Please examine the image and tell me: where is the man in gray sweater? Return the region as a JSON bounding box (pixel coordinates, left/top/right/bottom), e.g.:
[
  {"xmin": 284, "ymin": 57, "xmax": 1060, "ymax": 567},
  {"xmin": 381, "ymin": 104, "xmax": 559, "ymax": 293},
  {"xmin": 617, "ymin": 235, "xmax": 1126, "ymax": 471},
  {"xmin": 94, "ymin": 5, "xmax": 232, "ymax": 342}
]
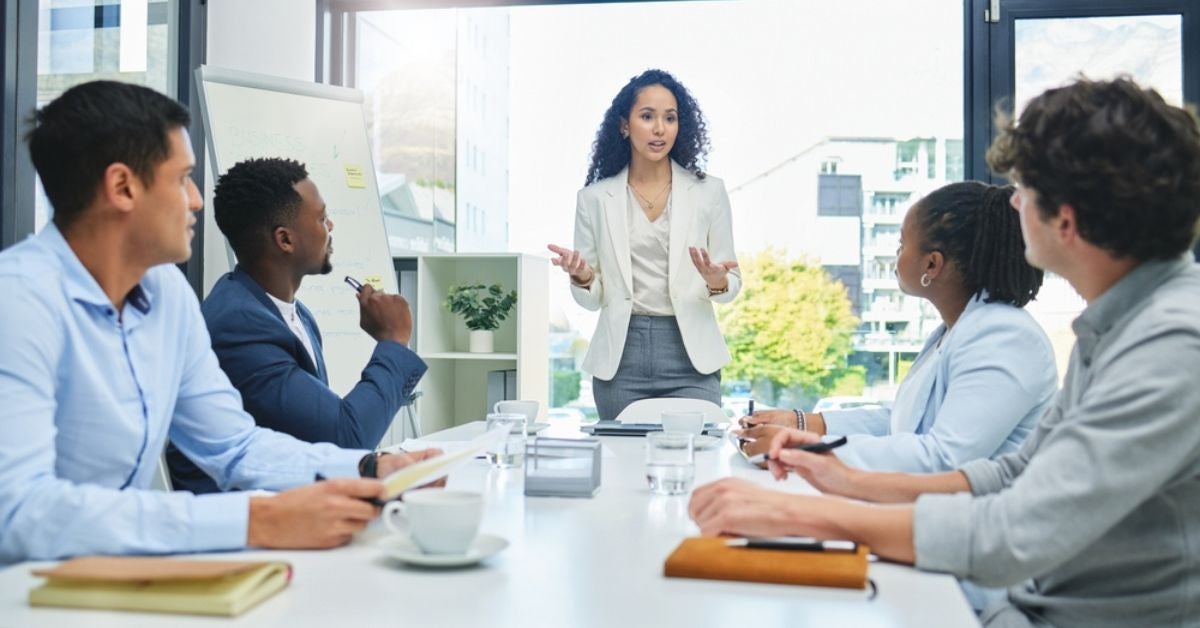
[{"xmin": 688, "ymin": 77, "xmax": 1200, "ymax": 628}]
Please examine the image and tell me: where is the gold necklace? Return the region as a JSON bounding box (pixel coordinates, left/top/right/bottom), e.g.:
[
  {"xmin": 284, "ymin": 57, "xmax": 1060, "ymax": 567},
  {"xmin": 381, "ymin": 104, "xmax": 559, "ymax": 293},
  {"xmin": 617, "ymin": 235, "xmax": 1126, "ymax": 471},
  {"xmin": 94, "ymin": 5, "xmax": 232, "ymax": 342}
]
[{"xmin": 631, "ymin": 178, "xmax": 672, "ymax": 212}]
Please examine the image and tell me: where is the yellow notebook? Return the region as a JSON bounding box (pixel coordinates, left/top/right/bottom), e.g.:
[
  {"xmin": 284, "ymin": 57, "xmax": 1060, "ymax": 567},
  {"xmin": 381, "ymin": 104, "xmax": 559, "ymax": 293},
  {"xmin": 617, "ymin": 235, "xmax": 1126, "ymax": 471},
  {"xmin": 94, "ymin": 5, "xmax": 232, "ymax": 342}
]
[{"xmin": 29, "ymin": 556, "xmax": 292, "ymax": 617}]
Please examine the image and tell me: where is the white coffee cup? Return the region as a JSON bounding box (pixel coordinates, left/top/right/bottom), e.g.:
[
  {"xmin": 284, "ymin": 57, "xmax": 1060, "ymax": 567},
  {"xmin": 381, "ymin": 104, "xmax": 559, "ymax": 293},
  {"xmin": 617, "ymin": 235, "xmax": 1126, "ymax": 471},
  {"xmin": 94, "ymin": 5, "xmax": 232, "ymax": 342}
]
[
  {"xmin": 661, "ymin": 411, "xmax": 705, "ymax": 435},
  {"xmin": 383, "ymin": 489, "xmax": 483, "ymax": 555},
  {"xmin": 494, "ymin": 399, "xmax": 539, "ymax": 422}
]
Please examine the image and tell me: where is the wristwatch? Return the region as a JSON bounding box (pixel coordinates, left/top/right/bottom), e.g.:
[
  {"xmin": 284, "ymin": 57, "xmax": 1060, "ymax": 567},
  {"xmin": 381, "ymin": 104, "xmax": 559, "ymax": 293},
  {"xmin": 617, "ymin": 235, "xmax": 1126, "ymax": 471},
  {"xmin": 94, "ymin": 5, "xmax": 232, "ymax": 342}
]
[
  {"xmin": 358, "ymin": 451, "xmax": 385, "ymax": 478},
  {"xmin": 706, "ymin": 283, "xmax": 729, "ymax": 296}
]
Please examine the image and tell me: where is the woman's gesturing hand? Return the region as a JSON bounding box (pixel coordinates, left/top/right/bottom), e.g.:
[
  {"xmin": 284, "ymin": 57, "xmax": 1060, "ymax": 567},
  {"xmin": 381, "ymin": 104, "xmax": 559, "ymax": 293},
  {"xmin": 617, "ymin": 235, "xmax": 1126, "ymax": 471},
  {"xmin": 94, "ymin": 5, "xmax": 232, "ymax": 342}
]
[
  {"xmin": 547, "ymin": 244, "xmax": 594, "ymax": 286},
  {"xmin": 688, "ymin": 246, "xmax": 737, "ymax": 290}
]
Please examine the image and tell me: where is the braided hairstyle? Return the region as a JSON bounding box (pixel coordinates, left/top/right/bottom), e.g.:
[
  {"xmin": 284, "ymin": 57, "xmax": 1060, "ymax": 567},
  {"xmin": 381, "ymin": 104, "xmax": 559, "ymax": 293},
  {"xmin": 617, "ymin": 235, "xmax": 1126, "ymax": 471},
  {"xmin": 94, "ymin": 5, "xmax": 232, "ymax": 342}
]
[
  {"xmin": 916, "ymin": 181, "xmax": 1043, "ymax": 307},
  {"xmin": 585, "ymin": 69, "xmax": 709, "ymax": 186}
]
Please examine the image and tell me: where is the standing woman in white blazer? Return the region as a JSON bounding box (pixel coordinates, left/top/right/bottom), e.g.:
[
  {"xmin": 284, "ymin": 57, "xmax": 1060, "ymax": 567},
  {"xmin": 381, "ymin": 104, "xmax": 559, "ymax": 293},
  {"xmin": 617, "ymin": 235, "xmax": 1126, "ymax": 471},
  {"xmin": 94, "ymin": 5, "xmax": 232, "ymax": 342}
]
[{"xmin": 547, "ymin": 69, "xmax": 740, "ymax": 421}]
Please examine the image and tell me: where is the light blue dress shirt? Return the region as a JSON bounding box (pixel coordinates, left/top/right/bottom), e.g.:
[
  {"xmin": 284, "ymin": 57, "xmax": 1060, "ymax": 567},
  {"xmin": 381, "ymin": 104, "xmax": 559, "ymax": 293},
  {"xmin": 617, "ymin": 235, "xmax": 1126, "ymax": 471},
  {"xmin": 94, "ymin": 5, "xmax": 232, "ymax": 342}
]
[
  {"xmin": 0, "ymin": 225, "xmax": 364, "ymax": 563},
  {"xmin": 823, "ymin": 296, "xmax": 1058, "ymax": 473}
]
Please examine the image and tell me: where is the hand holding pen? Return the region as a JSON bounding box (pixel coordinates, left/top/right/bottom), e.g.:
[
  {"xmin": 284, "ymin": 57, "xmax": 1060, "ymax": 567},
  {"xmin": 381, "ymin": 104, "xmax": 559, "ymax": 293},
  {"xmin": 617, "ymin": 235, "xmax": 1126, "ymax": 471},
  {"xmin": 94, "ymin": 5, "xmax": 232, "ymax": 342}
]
[
  {"xmin": 759, "ymin": 429, "xmax": 864, "ymax": 498},
  {"xmin": 346, "ymin": 275, "xmax": 413, "ymax": 346}
]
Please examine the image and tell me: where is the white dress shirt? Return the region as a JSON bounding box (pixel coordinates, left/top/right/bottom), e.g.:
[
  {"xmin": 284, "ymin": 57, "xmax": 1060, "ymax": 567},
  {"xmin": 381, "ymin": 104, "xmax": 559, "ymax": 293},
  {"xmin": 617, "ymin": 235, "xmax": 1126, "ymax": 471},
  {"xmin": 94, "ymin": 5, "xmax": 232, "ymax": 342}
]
[{"xmin": 266, "ymin": 291, "xmax": 319, "ymax": 368}]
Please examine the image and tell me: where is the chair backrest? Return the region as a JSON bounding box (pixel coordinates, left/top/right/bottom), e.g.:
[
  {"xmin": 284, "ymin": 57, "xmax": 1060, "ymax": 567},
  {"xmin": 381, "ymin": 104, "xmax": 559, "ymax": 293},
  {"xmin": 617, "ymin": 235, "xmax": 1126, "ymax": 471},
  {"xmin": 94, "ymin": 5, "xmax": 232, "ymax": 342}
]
[
  {"xmin": 150, "ymin": 452, "xmax": 173, "ymax": 491},
  {"xmin": 613, "ymin": 398, "xmax": 727, "ymax": 424}
]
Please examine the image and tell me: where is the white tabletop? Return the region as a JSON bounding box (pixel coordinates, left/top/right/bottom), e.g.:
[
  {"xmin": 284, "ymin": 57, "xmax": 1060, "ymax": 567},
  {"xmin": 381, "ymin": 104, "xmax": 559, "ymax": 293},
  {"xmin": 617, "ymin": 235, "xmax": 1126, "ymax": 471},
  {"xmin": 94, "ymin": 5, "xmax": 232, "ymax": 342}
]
[{"xmin": 0, "ymin": 422, "xmax": 978, "ymax": 627}]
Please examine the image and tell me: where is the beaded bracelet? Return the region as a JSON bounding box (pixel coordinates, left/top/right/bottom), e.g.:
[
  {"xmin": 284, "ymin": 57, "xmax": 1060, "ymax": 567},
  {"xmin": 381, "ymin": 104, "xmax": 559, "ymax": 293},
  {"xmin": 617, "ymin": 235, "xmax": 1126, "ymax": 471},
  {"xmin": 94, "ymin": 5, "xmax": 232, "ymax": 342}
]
[{"xmin": 793, "ymin": 408, "xmax": 807, "ymax": 431}]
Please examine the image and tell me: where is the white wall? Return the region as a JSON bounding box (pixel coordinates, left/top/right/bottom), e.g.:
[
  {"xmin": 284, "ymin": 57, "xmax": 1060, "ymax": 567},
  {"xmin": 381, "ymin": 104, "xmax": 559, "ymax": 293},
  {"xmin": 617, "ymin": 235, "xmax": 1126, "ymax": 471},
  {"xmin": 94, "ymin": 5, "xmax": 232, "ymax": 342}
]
[
  {"xmin": 206, "ymin": 0, "xmax": 316, "ymax": 82},
  {"xmin": 202, "ymin": 0, "xmax": 318, "ymax": 294}
]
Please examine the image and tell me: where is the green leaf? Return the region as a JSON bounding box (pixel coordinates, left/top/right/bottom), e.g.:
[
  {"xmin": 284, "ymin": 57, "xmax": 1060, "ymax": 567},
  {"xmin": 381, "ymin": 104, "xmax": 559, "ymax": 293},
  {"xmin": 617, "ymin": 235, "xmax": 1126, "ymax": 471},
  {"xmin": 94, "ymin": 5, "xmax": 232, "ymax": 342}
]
[{"xmin": 442, "ymin": 282, "xmax": 518, "ymax": 331}]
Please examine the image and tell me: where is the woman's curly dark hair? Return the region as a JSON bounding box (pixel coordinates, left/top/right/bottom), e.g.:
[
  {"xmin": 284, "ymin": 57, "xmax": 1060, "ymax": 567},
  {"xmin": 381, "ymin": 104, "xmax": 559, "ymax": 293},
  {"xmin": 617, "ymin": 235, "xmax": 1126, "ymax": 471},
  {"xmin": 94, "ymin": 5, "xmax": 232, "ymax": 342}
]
[
  {"xmin": 585, "ymin": 69, "xmax": 710, "ymax": 186},
  {"xmin": 987, "ymin": 76, "xmax": 1200, "ymax": 261}
]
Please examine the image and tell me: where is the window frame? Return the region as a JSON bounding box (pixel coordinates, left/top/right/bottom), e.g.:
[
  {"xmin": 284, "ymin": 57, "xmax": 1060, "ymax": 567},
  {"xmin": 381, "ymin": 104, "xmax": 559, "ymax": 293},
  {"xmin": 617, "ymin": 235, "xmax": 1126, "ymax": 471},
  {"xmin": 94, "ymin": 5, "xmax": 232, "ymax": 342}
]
[
  {"xmin": 0, "ymin": 1, "xmax": 207, "ymax": 293},
  {"xmin": 964, "ymin": 0, "xmax": 1200, "ymax": 183}
]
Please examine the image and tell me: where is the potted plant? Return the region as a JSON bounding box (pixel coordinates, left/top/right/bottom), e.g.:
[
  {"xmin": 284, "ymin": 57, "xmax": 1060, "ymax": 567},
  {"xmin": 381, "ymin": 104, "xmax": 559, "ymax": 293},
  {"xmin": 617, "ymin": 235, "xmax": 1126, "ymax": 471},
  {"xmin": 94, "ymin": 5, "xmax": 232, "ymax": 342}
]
[{"xmin": 444, "ymin": 283, "xmax": 517, "ymax": 353}]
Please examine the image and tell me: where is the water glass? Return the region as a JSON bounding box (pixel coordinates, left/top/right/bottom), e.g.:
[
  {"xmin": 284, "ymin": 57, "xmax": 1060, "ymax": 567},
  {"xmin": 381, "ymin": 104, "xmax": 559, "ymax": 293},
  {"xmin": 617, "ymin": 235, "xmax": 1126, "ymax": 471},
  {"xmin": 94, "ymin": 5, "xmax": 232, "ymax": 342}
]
[
  {"xmin": 485, "ymin": 412, "xmax": 527, "ymax": 468},
  {"xmin": 645, "ymin": 432, "xmax": 695, "ymax": 495}
]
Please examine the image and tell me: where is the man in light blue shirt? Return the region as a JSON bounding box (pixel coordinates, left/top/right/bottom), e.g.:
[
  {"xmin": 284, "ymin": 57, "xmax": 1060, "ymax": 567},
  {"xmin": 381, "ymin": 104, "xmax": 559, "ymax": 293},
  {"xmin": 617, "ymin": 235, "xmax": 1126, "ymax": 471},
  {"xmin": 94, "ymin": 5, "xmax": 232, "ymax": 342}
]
[{"xmin": 0, "ymin": 81, "xmax": 435, "ymax": 563}]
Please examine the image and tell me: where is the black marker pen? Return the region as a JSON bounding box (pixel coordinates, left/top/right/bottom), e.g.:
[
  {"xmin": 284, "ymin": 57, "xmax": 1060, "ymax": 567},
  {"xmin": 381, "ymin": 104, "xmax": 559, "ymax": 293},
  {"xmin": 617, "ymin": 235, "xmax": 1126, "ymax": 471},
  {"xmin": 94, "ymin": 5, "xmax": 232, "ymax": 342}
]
[{"xmin": 344, "ymin": 276, "xmax": 364, "ymax": 292}]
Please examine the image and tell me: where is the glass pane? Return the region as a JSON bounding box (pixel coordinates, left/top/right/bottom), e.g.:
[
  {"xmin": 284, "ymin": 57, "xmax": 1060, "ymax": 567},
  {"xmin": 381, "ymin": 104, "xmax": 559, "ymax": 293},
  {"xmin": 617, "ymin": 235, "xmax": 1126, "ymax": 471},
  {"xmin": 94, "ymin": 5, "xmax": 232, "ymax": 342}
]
[
  {"xmin": 356, "ymin": 0, "xmax": 964, "ymax": 416},
  {"xmin": 356, "ymin": 10, "xmax": 459, "ymax": 254},
  {"xmin": 1014, "ymin": 14, "xmax": 1184, "ymax": 377},
  {"xmin": 34, "ymin": 0, "xmax": 174, "ymax": 230}
]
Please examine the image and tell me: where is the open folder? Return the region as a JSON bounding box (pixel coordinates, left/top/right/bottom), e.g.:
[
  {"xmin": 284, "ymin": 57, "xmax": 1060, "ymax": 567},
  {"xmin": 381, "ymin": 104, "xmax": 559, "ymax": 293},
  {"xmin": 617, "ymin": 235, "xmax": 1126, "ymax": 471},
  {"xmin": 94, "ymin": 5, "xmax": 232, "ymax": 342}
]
[
  {"xmin": 28, "ymin": 557, "xmax": 291, "ymax": 617},
  {"xmin": 380, "ymin": 425, "xmax": 509, "ymax": 499},
  {"xmin": 664, "ymin": 537, "xmax": 870, "ymax": 589}
]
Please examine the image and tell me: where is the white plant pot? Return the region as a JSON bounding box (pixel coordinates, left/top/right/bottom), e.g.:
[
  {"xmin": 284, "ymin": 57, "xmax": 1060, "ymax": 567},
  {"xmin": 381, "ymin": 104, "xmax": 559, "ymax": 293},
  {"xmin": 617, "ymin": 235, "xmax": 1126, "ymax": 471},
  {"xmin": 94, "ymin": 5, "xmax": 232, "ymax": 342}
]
[{"xmin": 469, "ymin": 329, "xmax": 494, "ymax": 353}]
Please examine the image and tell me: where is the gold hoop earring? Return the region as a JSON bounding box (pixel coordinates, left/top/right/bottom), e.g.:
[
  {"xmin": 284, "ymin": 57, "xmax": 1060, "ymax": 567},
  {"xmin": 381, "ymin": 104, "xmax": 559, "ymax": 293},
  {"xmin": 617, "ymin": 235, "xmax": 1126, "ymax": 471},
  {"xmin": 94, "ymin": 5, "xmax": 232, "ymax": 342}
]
[{"xmin": 920, "ymin": 273, "xmax": 932, "ymax": 288}]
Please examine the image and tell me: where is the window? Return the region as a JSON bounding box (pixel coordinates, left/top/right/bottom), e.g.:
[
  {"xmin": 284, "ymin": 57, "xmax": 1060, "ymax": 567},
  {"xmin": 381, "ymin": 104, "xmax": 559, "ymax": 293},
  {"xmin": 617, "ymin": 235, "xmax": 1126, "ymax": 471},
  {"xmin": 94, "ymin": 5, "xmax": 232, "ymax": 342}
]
[
  {"xmin": 339, "ymin": 0, "xmax": 965, "ymax": 412},
  {"xmin": 32, "ymin": 0, "xmax": 175, "ymax": 232},
  {"xmin": 969, "ymin": 0, "xmax": 1196, "ymax": 379},
  {"xmin": 817, "ymin": 174, "xmax": 863, "ymax": 217}
]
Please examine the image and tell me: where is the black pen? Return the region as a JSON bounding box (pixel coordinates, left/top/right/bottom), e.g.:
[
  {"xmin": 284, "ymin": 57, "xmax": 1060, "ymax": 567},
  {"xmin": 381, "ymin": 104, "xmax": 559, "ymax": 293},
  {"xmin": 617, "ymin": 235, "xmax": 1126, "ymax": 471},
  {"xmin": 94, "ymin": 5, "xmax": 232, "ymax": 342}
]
[
  {"xmin": 725, "ymin": 537, "xmax": 858, "ymax": 552},
  {"xmin": 344, "ymin": 276, "xmax": 364, "ymax": 292},
  {"xmin": 314, "ymin": 473, "xmax": 386, "ymax": 507},
  {"xmin": 745, "ymin": 435, "xmax": 849, "ymax": 465},
  {"xmin": 747, "ymin": 399, "xmax": 754, "ymax": 417}
]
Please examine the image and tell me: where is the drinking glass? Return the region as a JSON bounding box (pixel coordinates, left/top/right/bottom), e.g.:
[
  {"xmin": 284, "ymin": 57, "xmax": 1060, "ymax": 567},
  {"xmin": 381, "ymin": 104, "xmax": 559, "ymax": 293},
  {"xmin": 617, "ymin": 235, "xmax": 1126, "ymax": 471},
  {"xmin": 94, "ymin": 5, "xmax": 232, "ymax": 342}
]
[
  {"xmin": 485, "ymin": 412, "xmax": 527, "ymax": 468},
  {"xmin": 645, "ymin": 432, "xmax": 695, "ymax": 495}
]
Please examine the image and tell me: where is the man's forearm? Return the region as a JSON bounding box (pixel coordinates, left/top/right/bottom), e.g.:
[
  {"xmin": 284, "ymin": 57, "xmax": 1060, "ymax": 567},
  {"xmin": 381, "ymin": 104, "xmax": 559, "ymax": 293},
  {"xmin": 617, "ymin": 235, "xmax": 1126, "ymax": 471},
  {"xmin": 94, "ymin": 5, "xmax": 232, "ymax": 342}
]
[
  {"xmin": 810, "ymin": 499, "xmax": 916, "ymax": 564},
  {"xmin": 849, "ymin": 469, "xmax": 971, "ymax": 503}
]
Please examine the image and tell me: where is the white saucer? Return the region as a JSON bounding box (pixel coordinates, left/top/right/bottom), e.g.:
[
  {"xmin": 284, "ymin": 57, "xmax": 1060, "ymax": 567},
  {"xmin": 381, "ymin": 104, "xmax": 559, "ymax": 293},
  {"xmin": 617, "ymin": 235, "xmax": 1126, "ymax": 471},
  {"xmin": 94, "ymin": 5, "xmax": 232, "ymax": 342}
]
[
  {"xmin": 693, "ymin": 434, "xmax": 720, "ymax": 450},
  {"xmin": 526, "ymin": 422, "xmax": 550, "ymax": 435},
  {"xmin": 380, "ymin": 533, "xmax": 509, "ymax": 568}
]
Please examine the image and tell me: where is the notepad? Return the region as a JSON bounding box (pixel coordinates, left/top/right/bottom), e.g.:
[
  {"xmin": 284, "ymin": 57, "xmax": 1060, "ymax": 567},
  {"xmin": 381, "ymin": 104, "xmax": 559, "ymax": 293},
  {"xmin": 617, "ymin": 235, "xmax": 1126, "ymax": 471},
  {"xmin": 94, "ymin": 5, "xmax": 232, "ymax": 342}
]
[
  {"xmin": 379, "ymin": 425, "xmax": 510, "ymax": 499},
  {"xmin": 29, "ymin": 556, "xmax": 291, "ymax": 617},
  {"xmin": 664, "ymin": 537, "xmax": 869, "ymax": 589}
]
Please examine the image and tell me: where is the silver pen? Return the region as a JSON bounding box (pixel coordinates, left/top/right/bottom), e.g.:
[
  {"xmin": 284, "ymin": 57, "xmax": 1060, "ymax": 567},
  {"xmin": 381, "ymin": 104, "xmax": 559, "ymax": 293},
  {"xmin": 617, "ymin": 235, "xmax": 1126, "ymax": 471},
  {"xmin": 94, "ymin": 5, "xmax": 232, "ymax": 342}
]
[{"xmin": 725, "ymin": 537, "xmax": 857, "ymax": 552}]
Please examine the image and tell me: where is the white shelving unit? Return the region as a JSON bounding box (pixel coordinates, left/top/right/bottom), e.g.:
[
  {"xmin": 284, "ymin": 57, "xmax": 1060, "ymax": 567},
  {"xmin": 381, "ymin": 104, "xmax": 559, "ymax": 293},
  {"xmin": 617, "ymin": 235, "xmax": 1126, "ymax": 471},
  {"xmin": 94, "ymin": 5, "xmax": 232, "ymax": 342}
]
[{"xmin": 393, "ymin": 253, "xmax": 549, "ymax": 436}]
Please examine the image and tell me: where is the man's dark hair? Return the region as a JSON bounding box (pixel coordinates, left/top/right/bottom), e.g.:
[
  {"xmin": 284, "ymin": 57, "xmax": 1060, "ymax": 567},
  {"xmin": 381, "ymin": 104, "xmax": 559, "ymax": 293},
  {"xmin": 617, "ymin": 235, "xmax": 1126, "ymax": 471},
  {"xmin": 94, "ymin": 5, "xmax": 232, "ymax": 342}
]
[
  {"xmin": 213, "ymin": 157, "xmax": 310, "ymax": 262},
  {"xmin": 917, "ymin": 181, "xmax": 1043, "ymax": 308},
  {"xmin": 987, "ymin": 77, "xmax": 1200, "ymax": 261},
  {"xmin": 27, "ymin": 80, "xmax": 191, "ymax": 229}
]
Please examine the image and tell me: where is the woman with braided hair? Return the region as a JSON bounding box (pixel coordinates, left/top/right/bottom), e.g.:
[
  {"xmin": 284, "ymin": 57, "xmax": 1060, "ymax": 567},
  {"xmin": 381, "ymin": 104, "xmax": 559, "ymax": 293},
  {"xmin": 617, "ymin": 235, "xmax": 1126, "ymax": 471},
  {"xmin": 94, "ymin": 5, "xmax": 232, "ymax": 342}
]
[{"xmin": 741, "ymin": 181, "xmax": 1057, "ymax": 473}]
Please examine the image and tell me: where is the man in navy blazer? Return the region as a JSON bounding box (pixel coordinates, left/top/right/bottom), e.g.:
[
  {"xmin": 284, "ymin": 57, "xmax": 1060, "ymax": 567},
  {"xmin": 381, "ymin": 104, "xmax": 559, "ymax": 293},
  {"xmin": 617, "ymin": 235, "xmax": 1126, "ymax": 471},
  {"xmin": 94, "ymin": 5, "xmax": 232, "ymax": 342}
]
[{"xmin": 168, "ymin": 157, "xmax": 426, "ymax": 493}]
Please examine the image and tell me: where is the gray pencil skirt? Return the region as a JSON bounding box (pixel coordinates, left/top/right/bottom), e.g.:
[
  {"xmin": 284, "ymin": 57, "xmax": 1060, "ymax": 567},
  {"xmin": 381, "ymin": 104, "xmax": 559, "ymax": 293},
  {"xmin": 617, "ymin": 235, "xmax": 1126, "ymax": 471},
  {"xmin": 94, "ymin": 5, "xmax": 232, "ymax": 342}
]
[{"xmin": 592, "ymin": 315, "xmax": 721, "ymax": 422}]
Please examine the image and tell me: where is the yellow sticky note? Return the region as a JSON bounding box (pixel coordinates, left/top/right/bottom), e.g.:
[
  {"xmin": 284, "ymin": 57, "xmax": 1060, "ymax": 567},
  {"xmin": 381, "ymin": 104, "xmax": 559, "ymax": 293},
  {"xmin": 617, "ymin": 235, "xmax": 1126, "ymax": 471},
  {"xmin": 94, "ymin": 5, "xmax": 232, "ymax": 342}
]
[
  {"xmin": 364, "ymin": 275, "xmax": 384, "ymax": 290},
  {"xmin": 344, "ymin": 165, "xmax": 366, "ymax": 188}
]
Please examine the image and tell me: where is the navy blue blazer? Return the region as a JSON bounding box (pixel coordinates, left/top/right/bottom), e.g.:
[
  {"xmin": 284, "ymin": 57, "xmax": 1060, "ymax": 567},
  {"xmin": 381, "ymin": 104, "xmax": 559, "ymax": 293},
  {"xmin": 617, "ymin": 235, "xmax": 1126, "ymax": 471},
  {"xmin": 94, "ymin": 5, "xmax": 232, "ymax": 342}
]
[{"xmin": 168, "ymin": 267, "xmax": 426, "ymax": 493}]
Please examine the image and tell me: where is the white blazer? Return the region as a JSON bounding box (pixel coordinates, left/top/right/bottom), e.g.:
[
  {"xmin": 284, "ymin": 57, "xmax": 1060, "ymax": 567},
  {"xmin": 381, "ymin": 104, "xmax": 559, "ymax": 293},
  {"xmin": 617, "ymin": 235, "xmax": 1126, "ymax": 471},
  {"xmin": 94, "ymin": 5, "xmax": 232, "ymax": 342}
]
[{"xmin": 570, "ymin": 160, "xmax": 741, "ymax": 380}]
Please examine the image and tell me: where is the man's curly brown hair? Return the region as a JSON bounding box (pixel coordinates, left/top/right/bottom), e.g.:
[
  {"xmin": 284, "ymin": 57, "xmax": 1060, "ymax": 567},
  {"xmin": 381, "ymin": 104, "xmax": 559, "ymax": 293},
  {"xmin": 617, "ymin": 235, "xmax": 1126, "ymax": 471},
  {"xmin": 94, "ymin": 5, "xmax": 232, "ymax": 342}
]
[{"xmin": 987, "ymin": 77, "xmax": 1200, "ymax": 261}]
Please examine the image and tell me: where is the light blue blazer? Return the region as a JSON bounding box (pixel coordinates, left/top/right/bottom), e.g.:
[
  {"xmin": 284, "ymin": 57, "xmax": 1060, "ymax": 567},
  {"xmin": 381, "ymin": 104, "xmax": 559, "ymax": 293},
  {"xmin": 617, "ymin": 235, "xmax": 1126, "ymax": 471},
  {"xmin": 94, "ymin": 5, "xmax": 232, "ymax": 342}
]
[{"xmin": 825, "ymin": 296, "xmax": 1057, "ymax": 473}]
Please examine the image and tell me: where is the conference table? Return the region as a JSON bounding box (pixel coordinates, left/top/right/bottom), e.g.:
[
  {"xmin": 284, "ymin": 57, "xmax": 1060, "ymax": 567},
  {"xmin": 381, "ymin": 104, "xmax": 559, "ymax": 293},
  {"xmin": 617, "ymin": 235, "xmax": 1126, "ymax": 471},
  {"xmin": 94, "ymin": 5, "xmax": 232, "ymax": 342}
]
[{"xmin": 0, "ymin": 421, "xmax": 978, "ymax": 627}]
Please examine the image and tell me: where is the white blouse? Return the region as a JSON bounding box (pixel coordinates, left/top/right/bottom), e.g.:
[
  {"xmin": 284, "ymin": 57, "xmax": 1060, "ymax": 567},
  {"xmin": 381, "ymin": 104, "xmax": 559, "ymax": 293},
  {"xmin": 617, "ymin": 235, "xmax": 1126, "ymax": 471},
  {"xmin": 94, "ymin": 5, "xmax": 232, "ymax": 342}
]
[{"xmin": 626, "ymin": 186, "xmax": 674, "ymax": 316}]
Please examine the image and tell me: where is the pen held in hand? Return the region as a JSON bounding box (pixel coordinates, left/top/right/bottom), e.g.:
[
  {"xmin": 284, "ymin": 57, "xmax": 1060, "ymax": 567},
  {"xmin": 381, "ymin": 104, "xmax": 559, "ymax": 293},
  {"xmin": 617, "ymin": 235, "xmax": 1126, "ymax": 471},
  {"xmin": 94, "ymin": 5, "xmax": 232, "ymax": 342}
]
[
  {"xmin": 344, "ymin": 276, "xmax": 364, "ymax": 292},
  {"xmin": 746, "ymin": 435, "xmax": 849, "ymax": 466}
]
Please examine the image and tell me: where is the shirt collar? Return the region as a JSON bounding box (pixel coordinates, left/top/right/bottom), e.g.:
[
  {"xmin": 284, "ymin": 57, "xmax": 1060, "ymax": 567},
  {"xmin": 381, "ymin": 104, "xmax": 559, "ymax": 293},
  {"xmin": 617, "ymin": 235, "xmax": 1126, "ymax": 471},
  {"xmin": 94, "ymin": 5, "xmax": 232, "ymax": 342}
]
[
  {"xmin": 41, "ymin": 223, "xmax": 154, "ymax": 316},
  {"xmin": 1072, "ymin": 254, "xmax": 1193, "ymax": 359}
]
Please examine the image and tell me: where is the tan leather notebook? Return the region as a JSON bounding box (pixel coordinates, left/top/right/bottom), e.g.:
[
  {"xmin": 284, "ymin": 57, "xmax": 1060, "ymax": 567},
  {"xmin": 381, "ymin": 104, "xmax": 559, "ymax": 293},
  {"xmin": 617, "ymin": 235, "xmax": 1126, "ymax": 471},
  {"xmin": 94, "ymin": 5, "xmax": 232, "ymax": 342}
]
[
  {"xmin": 663, "ymin": 537, "xmax": 869, "ymax": 589},
  {"xmin": 29, "ymin": 556, "xmax": 292, "ymax": 617}
]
